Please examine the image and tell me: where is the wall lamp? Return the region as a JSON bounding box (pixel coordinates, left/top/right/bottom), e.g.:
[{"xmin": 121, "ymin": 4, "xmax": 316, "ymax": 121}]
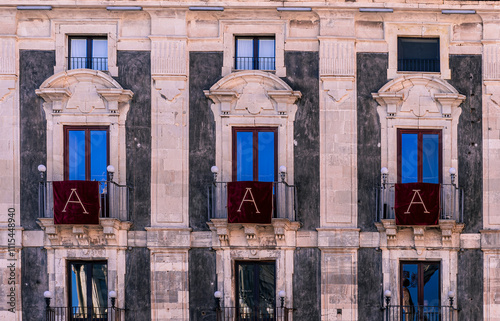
[
  {"xmin": 189, "ymin": 7, "xmax": 224, "ymax": 11},
  {"xmin": 359, "ymin": 8, "xmax": 393, "ymax": 13},
  {"xmin": 277, "ymin": 7, "xmax": 312, "ymax": 12},
  {"xmin": 211, "ymin": 166, "xmax": 219, "ymax": 182},
  {"xmin": 106, "ymin": 6, "xmax": 143, "ymax": 11},
  {"xmin": 17, "ymin": 6, "xmax": 52, "ymax": 10},
  {"xmin": 38, "ymin": 164, "xmax": 47, "ymax": 181},
  {"xmin": 442, "ymin": 9, "xmax": 476, "ymax": 14}
]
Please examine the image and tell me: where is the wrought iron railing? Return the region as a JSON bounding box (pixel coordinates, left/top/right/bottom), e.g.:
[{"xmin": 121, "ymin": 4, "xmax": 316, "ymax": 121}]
[
  {"xmin": 39, "ymin": 181, "xmax": 130, "ymax": 221},
  {"xmin": 45, "ymin": 306, "xmax": 124, "ymax": 321},
  {"xmin": 375, "ymin": 183, "xmax": 464, "ymax": 223},
  {"xmin": 235, "ymin": 57, "xmax": 276, "ymax": 71},
  {"xmin": 216, "ymin": 306, "xmax": 292, "ymax": 321},
  {"xmin": 207, "ymin": 181, "xmax": 297, "ymax": 221},
  {"xmin": 383, "ymin": 305, "xmax": 455, "ymax": 321},
  {"xmin": 398, "ymin": 58, "xmax": 440, "ymax": 72},
  {"xmin": 69, "ymin": 57, "xmax": 108, "ymax": 71}
]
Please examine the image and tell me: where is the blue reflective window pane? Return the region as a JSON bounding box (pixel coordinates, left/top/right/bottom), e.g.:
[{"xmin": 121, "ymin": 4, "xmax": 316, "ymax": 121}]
[
  {"xmin": 401, "ymin": 134, "xmax": 418, "ymax": 183},
  {"xmin": 70, "ymin": 263, "xmax": 87, "ymax": 309},
  {"xmin": 422, "ymin": 134, "xmax": 439, "ymax": 184},
  {"xmin": 423, "ymin": 263, "xmax": 440, "ymax": 308},
  {"xmin": 237, "ymin": 132, "xmax": 254, "ymax": 181},
  {"xmin": 401, "ymin": 263, "xmax": 418, "ymax": 317},
  {"xmin": 90, "ymin": 130, "xmax": 107, "ymax": 182},
  {"xmin": 68, "ymin": 130, "xmax": 86, "ymax": 180},
  {"xmin": 258, "ymin": 132, "xmax": 274, "ymax": 182}
]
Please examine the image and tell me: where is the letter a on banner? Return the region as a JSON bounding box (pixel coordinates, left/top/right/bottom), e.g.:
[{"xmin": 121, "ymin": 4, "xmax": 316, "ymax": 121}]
[
  {"xmin": 227, "ymin": 181, "xmax": 273, "ymax": 224},
  {"xmin": 394, "ymin": 182, "xmax": 440, "ymax": 225},
  {"xmin": 62, "ymin": 188, "xmax": 89, "ymax": 214},
  {"xmin": 237, "ymin": 188, "xmax": 261, "ymax": 213}
]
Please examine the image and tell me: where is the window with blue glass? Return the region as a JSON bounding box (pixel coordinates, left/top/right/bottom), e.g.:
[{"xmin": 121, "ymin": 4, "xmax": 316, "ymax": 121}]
[
  {"xmin": 398, "ymin": 129, "xmax": 441, "ymax": 184},
  {"xmin": 400, "ymin": 262, "xmax": 440, "ymax": 320},
  {"xmin": 69, "ymin": 36, "xmax": 108, "ymax": 71},
  {"xmin": 232, "ymin": 127, "xmax": 277, "ymax": 182},
  {"xmin": 235, "ymin": 37, "xmax": 275, "ymax": 71},
  {"xmin": 64, "ymin": 126, "xmax": 109, "ymax": 182},
  {"xmin": 69, "ymin": 261, "xmax": 108, "ymax": 320}
]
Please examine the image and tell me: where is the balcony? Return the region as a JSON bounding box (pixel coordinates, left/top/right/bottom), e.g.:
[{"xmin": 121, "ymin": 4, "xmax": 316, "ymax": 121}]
[
  {"xmin": 39, "ymin": 180, "xmax": 130, "ymax": 221},
  {"xmin": 69, "ymin": 57, "xmax": 108, "ymax": 71},
  {"xmin": 235, "ymin": 57, "xmax": 276, "ymax": 71},
  {"xmin": 216, "ymin": 306, "xmax": 292, "ymax": 321},
  {"xmin": 383, "ymin": 305, "xmax": 455, "ymax": 321},
  {"xmin": 375, "ymin": 182, "xmax": 463, "ymax": 223},
  {"xmin": 46, "ymin": 306, "xmax": 124, "ymax": 321},
  {"xmin": 398, "ymin": 58, "xmax": 440, "ymax": 73},
  {"xmin": 207, "ymin": 180, "xmax": 296, "ymax": 222}
]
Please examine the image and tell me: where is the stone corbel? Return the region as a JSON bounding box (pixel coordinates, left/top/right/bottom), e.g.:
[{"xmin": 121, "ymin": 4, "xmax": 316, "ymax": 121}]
[
  {"xmin": 35, "ymin": 88, "xmax": 72, "ymax": 113},
  {"xmin": 204, "ymin": 89, "xmax": 239, "ymax": 115},
  {"xmin": 244, "ymin": 225, "xmax": 258, "ymax": 240},
  {"xmin": 97, "ymin": 88, "xmax": 134, "ymax": 114},
  {"xmin": 72, "ymin": 226, "xmax": 88, "ymax": 240},
  {"xmin": 380, "ymin": 219, "xmax": 397, "ymax": 240},
  {"xmin": 372, "ymin": 92, "xmax": 404, "ymax": 116},
  {"xmin": 267, "ymin": 90, "xmax": 301, "ymax": 116},
  {"xmin": 37, "ymin": 218, "xmax": 58, "ymax": 240},
  {"xmin": 100, "ymin": 218, "xmax": 122, "ymax": 240},
  {"xmin": 433, "ymin": 93, "xmax": 466, "ymax": 117},
  {"xmin": 413, "ymin": 227, "xmax": 426, "ymax": 253},
  {"xmin": 272, "ymin": 218, "xmax": 300, "ymax": 244},
  {"xmin": 209, "ymin": 218, "xmax": 229, "ymax": 246}
]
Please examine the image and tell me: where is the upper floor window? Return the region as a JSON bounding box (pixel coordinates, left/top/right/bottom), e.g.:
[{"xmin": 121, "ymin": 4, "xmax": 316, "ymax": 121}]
[
  {"xmin": 69, "ymin": 36, "xmax": 108, "ymax": 71},
  {"xmin": 235, "ymin": 37, "xmax": 275, "ymax": 71},
  {"xmin": 65, "ymin": 126, "xmax": 109, "ymax": 182},
  {"xmin": 398, "ymin": 37, "xmax": 440, "ymax": 73},
  {"xmin": 398, "ymin": 129, "xmax": 442, "ymax": 184},
  {"xmin": 69, "ymin": 261, "xmax": 108, "ymax": 319},
  {"xmin": 233, "ymin": 127, "xmax": 277, "ymax": 182}
]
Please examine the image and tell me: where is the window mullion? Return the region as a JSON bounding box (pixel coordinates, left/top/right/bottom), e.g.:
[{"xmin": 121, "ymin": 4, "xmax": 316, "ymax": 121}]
[
  {"xmin": 85, "ymin": 129, "xmax": 91, "ymax": 181},
  {"xmin": 253, "ymin": 38, "xmax": 259, "ymax": 70},
  {"xmin": 254, "ymin": 129, "xmax": 259, "ymax": 181}
]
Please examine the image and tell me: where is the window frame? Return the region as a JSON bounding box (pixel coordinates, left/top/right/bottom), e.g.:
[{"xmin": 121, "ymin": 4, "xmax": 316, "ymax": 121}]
[
  {"xmin": 397, "ymin": 128, "xmax": 442, "ymax": 184},
  {"xmin": 397, "ymin": 37, "xmax": 440, "ymax": 73},
  {"xmin": 67, "ymin": 260, "xmax": 108, "ymax": 319},
  {"xmin": 234, "ymin": 36, "xmax": 276, "ymax": 71},
  {"xmin": 235, "ymin": 260, "xmax": 276, "ymax": 314},
  {"xmin": 64, "ymin": 126, "xmax": 109, "ymax": 181},
  {"xmin": 68, "ymin": 36, "xmax": 108, "ymax": 71},
  {"xmin": 232, "ymin": 127, "xmax": 278, "ymax": 182},
  {"xmin": 400, "ymin": 261, "xmax": 441, "ymax": 308}
]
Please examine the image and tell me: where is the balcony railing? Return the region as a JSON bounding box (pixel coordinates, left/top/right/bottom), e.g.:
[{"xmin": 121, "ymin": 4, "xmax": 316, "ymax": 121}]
[
  {"xmin": 235, "ymin": 57, "xmax": 276, "ymax": 71},
  {"xmin": 384, "ymin": 305, "xmax": 455, "ymax": 321},
  {"xmin": 216, "ymin": 306, "xmax": 292, "ymax": 321},
  {"xmin": 398, "ymin": 58, "xmax": 440, "ymax": 72},
  {"xmin": 39, "ymin": 181, "xmax": 130, "ymax": 221},
  {"xmin": 207, "ymin": 181, "xmax": 297, "ymax": 221},
  {"xmin": 375, "ymin": 183, "xmax": 464, "ymax": 223},
  {"xmin": 69, "ymin": 57, "xmax": 108, "ymax": 71},
  {"xmin": 46, "ymin": 306, "xmax": 124, "ymax": 321}
]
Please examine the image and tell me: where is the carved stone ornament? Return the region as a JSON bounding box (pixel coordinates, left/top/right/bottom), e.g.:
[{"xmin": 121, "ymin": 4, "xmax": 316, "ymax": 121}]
[
  {"xmin": 204, "ymin": 70, "xmax": 301, "ymax": 118},
  {"xmin": 372, "ymin": 75, "xmax": 465, "ymax": 118},
  {"xmin": 36, "ymin": 69, "xmax": 133, "ymax": 118}
]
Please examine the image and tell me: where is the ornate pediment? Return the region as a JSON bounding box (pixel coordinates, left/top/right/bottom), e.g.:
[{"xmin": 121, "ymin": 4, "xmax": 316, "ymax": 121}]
[
  {"xmin": 204, "ymin": 70, "xmax": 301, "ymax": 118},
  {"xmin": 36, "ymin": 69, "xmax": 133, "ymax": 117},
  {"xmin": 372, "ymin": 75, "xmax": 465, "ymax": 118}
]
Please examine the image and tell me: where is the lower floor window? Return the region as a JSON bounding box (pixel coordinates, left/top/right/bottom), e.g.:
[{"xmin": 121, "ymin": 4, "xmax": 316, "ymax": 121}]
[
  {"xmin": 236, "ymin": 261, "xmax": 276, "ymax": 319},
  {"xmin": 400, "ymin": 261, "xmax": 440, "ymax": 319},
  {"xmin": 69, "ymin": 261, "xmax": 108, "ymax": 320}
]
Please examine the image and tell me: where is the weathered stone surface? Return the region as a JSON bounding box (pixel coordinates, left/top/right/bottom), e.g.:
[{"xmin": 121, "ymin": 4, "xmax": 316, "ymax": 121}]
[
  {"xmin": 293, "ymin": 247, "xmax": 321, "ymax": 320},
  {"xmin": 358, "ymin": 248, "xmax": 383, "ymax": 321},
  {"xmin": 21, "ymin": 247, "xmax": 48, "ymax": 321},
  {"xmin": 126, "ymin": 247, "xmax": 151, "ymax": 321},
  {"xmin": 458, "ymin": 249, "xmax": 483, "ymax": 321},
  {"xmin": 189, "ymin": 248, "xmax": 217, "ymax": 321}
]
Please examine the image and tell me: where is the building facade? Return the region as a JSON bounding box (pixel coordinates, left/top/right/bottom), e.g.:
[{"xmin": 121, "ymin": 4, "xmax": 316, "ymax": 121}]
[{"xmin": 0, "ymin": 1, "xmax": 496, "ymax": 320}]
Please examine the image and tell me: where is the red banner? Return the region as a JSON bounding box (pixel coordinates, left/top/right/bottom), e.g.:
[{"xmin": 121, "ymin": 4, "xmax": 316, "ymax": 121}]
[
  {"xmin": 227, "ymin": 181, "xmax": 273, "ymax": 224},
  {"xmin": 53, "ymin": 181, "xmax": 100, "ymax": 225},
  {"xmin": 395, "ymin": 183, "xmax": 440, "ymax": 225}
]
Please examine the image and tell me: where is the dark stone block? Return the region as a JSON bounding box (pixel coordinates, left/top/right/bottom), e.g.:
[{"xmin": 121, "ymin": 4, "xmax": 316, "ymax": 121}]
[
  {"xmin": 358, "ymin": 248, "xmax": 383, "ymax": 321},
  {"xmin": 293, "ymin": 248, "xmax": 320, "ymax": 320},
  {"xmin": 189, "ymin": 248, "xmax": 217, "ymax": 321},
  {"xmin": 21, "ymin": 247, "xmax": 48, "ymax": 321},
  {"xmin": 357, "ymin": 53, "xmax": 388, "ymax": 231},
  {"xmin": 457, "ymin": 249, "xmax": 483, "ymax": 320},
  {"xmin": 125, "ymin": 248, "xmax": 151, "ymax": 321},
  {"xmin": 189, "ymin": 52, "xmax": 223, "ymax": 231},
  {"xmin": 283, "ymin": 51, "xmax": 320, "ymax": 230},
  {"xmin": 115, "ymin": 51, "xmax": 152, "ymax": 230},
  {"xmin": 19, "ymin": 50, "xmax": 55, "ymax": 230},
  {"xmin": 448, "ymin": 55, "xmax": 482, "ymax": 233}
]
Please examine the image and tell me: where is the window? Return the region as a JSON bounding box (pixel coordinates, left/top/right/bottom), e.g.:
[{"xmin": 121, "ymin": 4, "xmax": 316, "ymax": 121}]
[
  {"xmin": 69, "ymin": 36, "xmax": 108, "ymax": 71},
  {"xmin": 400, "ymin": 262, "xmax": 440, "ymax": 320},
  {"xmin": 398, "ymin": 129, "xmax": 442, "ymax": 184},
  {"xmin": 64, "ymin": 126, "xmax": 109, "ymax": 182},
  {"xmin": 236, "ymin": 261, "xmax": 276, "ymax": 320},
  {"xmin": 69, "ymin": 261, "xmax": 108, "ymax": 320},
  {"xmin": 398, "ymin": 37, "xmax": 440, "ymax": 72},
  {"xmin": 232, "ymin": 127, "xmax": 277, "ymax": 182},
  {"xmin": 235, "ymin": 37, "xmax": 275, "ymax": 71}
]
